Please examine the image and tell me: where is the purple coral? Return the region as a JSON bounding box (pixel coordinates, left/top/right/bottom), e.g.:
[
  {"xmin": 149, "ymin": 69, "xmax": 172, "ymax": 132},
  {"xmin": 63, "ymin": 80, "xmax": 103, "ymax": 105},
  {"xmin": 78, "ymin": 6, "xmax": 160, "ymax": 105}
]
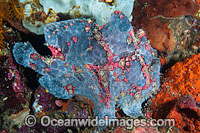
[{"xmin": 12, "ymin": 11, "xmax": 161, "ymax": 119}]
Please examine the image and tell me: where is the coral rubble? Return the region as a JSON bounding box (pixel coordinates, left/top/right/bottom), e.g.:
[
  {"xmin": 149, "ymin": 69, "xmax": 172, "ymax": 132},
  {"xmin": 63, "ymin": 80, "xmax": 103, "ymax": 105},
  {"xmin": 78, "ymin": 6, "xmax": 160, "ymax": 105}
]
[{"xmin": 12, "ymin": 11, "xmax": 161, "ymax": 120}]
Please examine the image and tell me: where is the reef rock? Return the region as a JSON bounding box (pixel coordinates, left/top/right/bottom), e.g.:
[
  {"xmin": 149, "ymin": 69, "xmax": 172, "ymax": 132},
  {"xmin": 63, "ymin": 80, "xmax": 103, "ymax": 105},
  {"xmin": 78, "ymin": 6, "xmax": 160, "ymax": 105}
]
[
  {"xmin": 153, "ymin": 95, "xmax": 200, "ymax": 132},
  {"xmin": 12, "ymin": 11, "xmax": 161, "ymax": 119},
  {"xmin": 149, "ymin": 53, "xmax": 200, "ymax": 131},
  {"xmin": 151, "ymin": 53, "xmax": 200, "ymax": 110},
  {"xmin": 132, "ymin": 0, "xmax": 199, "ymax": 52},
  {"xmin": 33, "ymin": 86, "xmax": 57, "ymax": 118}
]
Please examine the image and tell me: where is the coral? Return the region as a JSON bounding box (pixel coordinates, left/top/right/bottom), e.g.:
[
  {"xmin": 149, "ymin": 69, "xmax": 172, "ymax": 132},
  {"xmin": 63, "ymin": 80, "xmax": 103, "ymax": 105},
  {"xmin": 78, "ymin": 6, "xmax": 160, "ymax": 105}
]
[
  {"xmin": 0, "ymin": 0, "xmax": 29, "ymax": 48},
  {"xmin": 167, "ymin": 16, "xmax": 200, "ymax": 58},
  {"xmin": 0, "ymin": 0, "xmax": 24, "ymax": 21},
  {"xmin": 0, "ymin": 50, "xmax": 30, "ymax": 107},
  {"xmin": 8, "ymin": 107, "xmax": 30, "ymax": 126},
  {"xmin": 141, "ymin": 0, "xmax": 199, "ymax": 18},
  {"xmin": 132, "ymin": 0, "xmax": 199, "ymax": 52},
  {"xmin": 144, "ymin": 19, "xmax": 176, "ymax": 51},
  {"xmin": 152, "ymin": 95, "xmax": 200, "ymax": 132},
  {"xmin": 45, "ymin": 9, "xmax": 59, "ymax": 24},
  {"xmin": 104, "ymin": 126, "xmax": 159, "ymax": 133},
  {"xmin": 20, "ymin": 0, "xmax": 135, "ymax": 34},
  {"xmin": 150, "ymin": 53, "xmax": 200, "ymax": 111},
  {"xmin": 99, "ymin": 0, "xmax": 115, "ymax": 6},
  {"xmin": 12, "ymin": 11, "xmax": 161, "ymax": 120},
  {"xmin": 61, "ymin": 95, "xmax": 94, "ymax": 118},
  {"xmin": 39, "ymin": 0, "xmax": 134, "ymax": 25},
  {"xmin": 0, "ymin": 49, "xmax": 31, "ymax": 131},
  {"xmin": 195, "ymin": 9, "xmax": 200, "ymax": 19},
  {"xmin": 33, "ymin": 86, "xmax": 56, "ymax": 118},
  {"xmin": 20, "ymin": 0, "xmax": 53, "ymax": 35},
  {"xmin": 0, "ymin": 23, "xmax": 5, "ymax": 49},
  {"xmin": 193, "ymin": 40, "xmax": 200, "ymax": 49},
  {"xmin": 196, "ymin": 0, "xmax": 200, "ymax": 4},
  {"xmin": 148, "ymin": 53, "xmax": 200, "ymax": 132},
  {"xmin": 158, "ymin": 16, "xmax": 200, "ymax": 71},
  {"xmin": 101, "ymin": 120, "xmax": 180, "ymax": 133},
  {"xmin": 18, "ymin": 114, "xmax": 72, "ymax": 132},
  {"xmin": 131, "ymin": 127, "xmax": 159, "ymax": 133},
  {"xmin": 159, "ymin": 56, "xmax": 166, "ymax": 66}
]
